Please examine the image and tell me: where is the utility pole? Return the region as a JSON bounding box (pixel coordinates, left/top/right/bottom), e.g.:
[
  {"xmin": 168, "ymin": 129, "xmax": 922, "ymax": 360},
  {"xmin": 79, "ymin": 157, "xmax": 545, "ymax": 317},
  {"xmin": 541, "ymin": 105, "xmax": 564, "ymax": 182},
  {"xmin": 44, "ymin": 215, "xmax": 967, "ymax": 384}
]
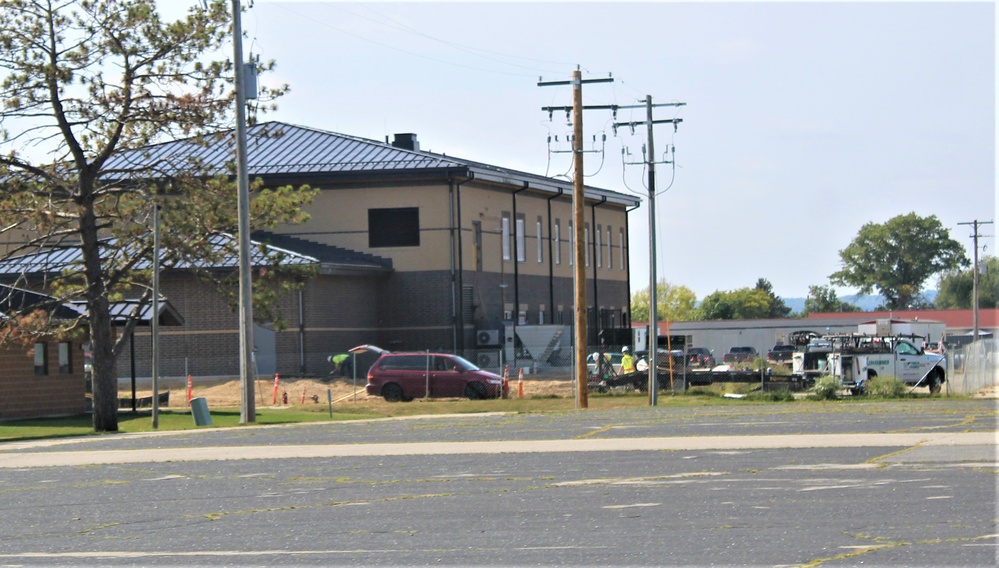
[
  {"xmin": 539, "ymin": 69, "xmax": 613, "ymax": 409},
  {"xmin": 151, "ymin": 200, "xmax": 160, "ymax": 428},
  {"xmin": 613, "ymin": 96, "xmax": 684, "ymax": 405},
  {"xmin": 231, "ymin": 0, "xmax": 255, "ymax": 423},
  {"xmin": 957, "ymin": 219, "xmax": 993, "ymax": 340}
]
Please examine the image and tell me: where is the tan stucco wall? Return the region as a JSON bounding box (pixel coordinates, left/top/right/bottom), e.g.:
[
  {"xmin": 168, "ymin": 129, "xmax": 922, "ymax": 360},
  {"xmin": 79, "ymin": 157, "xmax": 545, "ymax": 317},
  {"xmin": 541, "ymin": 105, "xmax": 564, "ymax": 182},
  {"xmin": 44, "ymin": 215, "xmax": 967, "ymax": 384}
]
[{"xmin": 278, "ymin": 182, "xmax": 630, "ymax": 283}]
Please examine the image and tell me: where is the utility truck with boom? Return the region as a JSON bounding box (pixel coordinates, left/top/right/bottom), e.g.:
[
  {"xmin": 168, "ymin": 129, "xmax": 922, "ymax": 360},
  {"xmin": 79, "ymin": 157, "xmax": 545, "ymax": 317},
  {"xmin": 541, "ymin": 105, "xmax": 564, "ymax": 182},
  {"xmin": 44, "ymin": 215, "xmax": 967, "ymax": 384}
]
[{"xmin": 791, "ymin": 320, "xmax": 946, "ymax": 395}]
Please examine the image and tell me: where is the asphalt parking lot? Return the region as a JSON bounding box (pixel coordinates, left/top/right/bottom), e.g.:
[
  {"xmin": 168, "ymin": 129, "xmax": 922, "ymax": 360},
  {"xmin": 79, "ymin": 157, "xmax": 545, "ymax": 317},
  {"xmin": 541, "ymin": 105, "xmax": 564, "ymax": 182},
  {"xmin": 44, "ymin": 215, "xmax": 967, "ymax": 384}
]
[{"xmin": 0, "ymin": 399, "xmax": 995, "ymax": 567}]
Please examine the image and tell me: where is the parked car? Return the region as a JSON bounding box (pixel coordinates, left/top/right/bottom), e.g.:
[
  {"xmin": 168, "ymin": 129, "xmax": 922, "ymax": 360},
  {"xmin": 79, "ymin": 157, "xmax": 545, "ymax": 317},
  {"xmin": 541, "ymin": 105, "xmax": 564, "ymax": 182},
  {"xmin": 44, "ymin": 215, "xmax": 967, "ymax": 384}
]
[
  {"xmin": 686, "ymin": 347, "xmax": 716, "ymax": 368},
  {"xmin": 766, "ymin": 344, "xmax": 796, "ymax": 365},
  {"xmin": 586, "ymin": 351, "xmax": 624, "ymax": 376},
  {"xmin": 723, "ymin": 346, "xmax": 759, "ymax": 364},
  {"xmin": 365, "ymin": 352, "xmax": 502, "ymax": 402}
]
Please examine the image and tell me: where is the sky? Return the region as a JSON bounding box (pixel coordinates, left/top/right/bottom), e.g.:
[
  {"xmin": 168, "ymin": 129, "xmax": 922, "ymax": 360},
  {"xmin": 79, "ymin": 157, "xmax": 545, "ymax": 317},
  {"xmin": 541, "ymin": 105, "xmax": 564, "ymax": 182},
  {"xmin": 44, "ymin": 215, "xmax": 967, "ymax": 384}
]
[{"xmin": 162, "ymin": 1, "xmax": 996, "ymax": 301}]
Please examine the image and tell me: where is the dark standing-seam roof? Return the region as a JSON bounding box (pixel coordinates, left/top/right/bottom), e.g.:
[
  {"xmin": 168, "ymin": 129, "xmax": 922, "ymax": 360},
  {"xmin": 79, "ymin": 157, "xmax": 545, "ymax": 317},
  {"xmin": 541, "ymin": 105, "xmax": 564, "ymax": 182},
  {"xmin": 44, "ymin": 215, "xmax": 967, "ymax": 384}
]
[
  {"xmin": 0, "ymin": 285, "xmax": 84, "ymax": 320},
  {"xmin": 0, "ymin": 233, "xmax": 319, "ymax": 275},
  {"xmin": 101, "ymin": 122, "xmax": 641, "ymax": 207},
  {"xmin": 104, "ymin": 122, "xmax": 462, "ymax": 179}
]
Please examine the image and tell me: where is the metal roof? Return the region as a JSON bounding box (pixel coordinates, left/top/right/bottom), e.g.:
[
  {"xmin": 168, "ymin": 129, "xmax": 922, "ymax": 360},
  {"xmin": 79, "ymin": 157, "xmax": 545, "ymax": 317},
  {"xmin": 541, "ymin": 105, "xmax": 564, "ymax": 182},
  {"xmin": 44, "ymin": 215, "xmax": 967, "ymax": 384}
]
[
  {"xmin": 0, "ymin": 285, "xmax": 83, "ymax": 320},
  {"xmin": 252, "ymin": 231, "xmax": 392, "ymax": 272},
  {"xmin": 104, "ymin": 122, "xmax": 464, "ymax": 179},
  {"xmin": 0, "ymin": 233, "xmax": 319, "ymax": 276},
  {"xmin": 103, "ymin": 122, "xmax": 641, "ymax": 207},
  {"xmin": 69, "ymin": 298, "xmax": 185, "ymax": 326}
]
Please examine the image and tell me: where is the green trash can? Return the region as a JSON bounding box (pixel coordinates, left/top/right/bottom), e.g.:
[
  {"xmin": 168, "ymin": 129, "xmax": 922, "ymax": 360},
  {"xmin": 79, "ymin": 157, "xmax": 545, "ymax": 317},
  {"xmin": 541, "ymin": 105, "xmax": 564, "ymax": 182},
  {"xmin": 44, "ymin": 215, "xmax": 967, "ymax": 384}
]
[{"xmin": 190, "ymin": 397, "xmax": 212, "ymax": 426}]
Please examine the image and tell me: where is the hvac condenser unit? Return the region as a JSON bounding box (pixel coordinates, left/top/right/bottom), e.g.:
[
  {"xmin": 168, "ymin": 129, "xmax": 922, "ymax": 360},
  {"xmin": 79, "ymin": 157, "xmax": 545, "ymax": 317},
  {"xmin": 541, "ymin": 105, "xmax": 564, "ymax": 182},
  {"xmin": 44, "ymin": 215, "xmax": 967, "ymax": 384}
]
[{"xmin": 476, "ymin": 329, "xmax": 500, "ymax": 347}]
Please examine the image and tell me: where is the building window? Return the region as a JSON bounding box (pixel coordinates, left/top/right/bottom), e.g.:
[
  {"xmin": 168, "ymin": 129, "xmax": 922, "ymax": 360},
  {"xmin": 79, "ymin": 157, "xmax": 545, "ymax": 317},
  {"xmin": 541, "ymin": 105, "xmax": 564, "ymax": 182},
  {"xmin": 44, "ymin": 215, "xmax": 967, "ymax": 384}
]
[
  {"xmin": 554, "ymin": 220, "xmax": 561, "ymax": 265},
  {"xmin": 596, "ymin": 224, "xmax": 602, "ymax": 268},
  {"xmin": 34, "ymin": 342, "xmax": 47, "ymax": 375},
  {"xmin": 501, "ymin": 213, "xmax": 511, "ymax": 260},
  {"xmin": 536, "ymin": 217, "xmax": 543, "ymax": 263},
  {"xmin": 58, "ymin": 342, "xmax": 72, "ymax": 374},
  {"xmin": 619, "ymin": 228, "xmax": 626, "ymax": 271},
  {"xmin": 607, "ymin": 227, "xmax": 613, "ymax": 269},
  {"xmin": 568, "ymin": 222, "xmax": 574, "ymax": 266},
  {"xmin": 515, "ymin": 215, "xmax": 526, "ymax": 262},
  {"xmin": 472, "ymin": 221, "xmax": 483, "ymax": 272},
  {"xmin": 584, "ymin": 224, "xmax": 590, "ymax": 267},
  {"xmin": 368, "ymin": 207, "xmax": 419, "ymax": 248}
]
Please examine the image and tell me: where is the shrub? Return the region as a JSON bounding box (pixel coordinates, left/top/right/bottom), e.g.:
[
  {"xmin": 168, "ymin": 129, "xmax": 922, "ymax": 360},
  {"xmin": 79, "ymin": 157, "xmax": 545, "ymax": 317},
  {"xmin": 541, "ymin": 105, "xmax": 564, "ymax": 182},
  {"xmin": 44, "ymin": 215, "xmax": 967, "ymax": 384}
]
[
  {"xmin": 809, "ymin": 375, "xmax": 841, "ymax": 400},
  {"xmin": 747, "ymin": 390, "xmax": 796, "ymax": 402},
  {"xmin": 864, "ymin": 375, "xmax": 907, "ymax": 398},
  {"xmin": 684, "ymin": 387, "xmax": 720, "ymax": 398}
]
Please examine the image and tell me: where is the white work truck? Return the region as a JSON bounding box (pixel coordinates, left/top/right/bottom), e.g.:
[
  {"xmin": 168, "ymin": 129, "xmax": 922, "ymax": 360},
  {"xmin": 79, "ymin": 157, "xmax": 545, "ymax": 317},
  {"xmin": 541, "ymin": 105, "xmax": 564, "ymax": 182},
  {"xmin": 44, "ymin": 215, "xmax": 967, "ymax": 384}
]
[{"xmin": 791, "ymin": 321, "xmax": 946, "ymax": 395}]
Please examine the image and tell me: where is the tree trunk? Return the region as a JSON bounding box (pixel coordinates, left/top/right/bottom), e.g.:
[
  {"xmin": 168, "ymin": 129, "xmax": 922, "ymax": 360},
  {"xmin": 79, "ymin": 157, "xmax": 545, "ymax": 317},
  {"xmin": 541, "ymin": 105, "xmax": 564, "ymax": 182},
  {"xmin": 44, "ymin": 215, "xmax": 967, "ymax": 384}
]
[
  {"xmin": 79, "ymin": 181, "xmax": 118, "ymax": 432},
  {"xmin": 89, "ymin": 299, "xmax": 118, "ymax": 432}
]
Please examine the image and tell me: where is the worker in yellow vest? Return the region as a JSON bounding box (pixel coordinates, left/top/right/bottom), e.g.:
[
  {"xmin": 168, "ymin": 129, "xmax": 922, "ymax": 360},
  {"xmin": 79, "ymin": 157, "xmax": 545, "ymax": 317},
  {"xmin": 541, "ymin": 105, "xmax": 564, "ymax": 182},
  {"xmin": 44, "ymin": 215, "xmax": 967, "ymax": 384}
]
[{"xmin": 619, "ymin": 346, "xmax": 636, "ymax": 375}]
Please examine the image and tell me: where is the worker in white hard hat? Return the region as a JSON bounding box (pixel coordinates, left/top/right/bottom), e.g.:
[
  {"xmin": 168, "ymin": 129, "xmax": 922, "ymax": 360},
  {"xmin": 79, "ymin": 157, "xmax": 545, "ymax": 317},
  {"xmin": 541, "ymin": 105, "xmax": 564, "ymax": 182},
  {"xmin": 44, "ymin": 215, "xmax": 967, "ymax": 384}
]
[{"xmin": 620, "ymin": 346, "xmax": 636, "ymax": 375}]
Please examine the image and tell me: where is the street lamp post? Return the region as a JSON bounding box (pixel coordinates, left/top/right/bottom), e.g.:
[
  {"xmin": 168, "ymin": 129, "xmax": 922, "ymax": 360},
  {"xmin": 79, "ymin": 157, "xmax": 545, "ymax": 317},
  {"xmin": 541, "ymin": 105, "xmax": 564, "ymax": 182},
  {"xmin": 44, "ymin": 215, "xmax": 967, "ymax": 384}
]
[{"xmin": 231, "ymin": 0, "xmax": 255, "ymax": 423}]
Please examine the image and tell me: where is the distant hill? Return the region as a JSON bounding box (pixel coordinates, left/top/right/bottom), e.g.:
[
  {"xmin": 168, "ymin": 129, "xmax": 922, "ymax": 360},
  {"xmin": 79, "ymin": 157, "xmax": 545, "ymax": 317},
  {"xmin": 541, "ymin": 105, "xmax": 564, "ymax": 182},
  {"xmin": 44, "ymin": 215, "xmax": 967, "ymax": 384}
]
[{"xmin": 781, "ymin": 291, "xmax": 938, "ymax": 314}]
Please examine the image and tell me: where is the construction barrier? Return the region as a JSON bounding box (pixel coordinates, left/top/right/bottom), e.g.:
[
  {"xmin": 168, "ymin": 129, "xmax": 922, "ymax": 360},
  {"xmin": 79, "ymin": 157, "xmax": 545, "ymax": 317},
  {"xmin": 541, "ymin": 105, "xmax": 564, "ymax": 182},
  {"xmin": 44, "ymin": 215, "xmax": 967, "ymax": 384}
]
[{"xmin": 186, "ymin": 375, "xmax": 193, "ymax": 406}]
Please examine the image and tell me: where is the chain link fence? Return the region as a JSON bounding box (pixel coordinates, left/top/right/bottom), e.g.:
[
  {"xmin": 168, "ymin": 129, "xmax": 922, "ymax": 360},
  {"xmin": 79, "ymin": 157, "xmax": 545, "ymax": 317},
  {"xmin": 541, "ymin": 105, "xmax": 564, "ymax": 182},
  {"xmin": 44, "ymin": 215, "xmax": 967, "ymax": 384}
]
[{"xmin": 945, "ymin": 339, "xmax": 997, "ymax": 395}]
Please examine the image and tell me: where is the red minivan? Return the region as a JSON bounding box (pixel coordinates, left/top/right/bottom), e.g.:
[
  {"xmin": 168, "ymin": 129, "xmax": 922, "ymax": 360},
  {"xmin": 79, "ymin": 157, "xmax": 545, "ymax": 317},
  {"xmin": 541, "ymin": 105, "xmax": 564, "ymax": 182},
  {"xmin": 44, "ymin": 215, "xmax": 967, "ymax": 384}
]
[{"xmin": 366, "ymin": 352, "xmax": 503, "ymax": 402}]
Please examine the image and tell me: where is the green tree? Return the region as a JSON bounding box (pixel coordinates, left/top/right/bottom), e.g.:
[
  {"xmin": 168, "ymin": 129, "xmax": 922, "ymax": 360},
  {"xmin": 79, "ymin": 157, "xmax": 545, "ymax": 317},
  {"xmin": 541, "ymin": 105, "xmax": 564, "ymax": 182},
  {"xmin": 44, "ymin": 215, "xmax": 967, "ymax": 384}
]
[
  {"xmin": 829, "ymin": 213, "xmax": 969, "ymax": 310},
  {"xmin": 803, "ymin": 284, "xmax": 861, "ymax": 314},
  {"xmin": 630, "ymin": 280, "xmax": 699, "ymax": 323},
  {"xmin": 936, "ymin": 256, "xmax": 998, "ymax": 309},
  {"xmin": 754, "ymin": 278, "xmax": 792, "ymax": 318},
  {"xmin": 697, "ymin": 287, "xmax": 772, "ymax": 320},
  {"xmin": 0, "ymin": 1, "xmax": 313, "ymax": 432}
]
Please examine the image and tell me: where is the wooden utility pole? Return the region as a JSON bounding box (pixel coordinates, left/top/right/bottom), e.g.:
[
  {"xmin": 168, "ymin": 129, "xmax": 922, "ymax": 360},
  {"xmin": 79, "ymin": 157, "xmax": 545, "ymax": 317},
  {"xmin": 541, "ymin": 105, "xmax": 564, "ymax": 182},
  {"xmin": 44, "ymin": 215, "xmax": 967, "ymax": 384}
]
[
  {"xmin": 539, "ymin": 69, "xmax": 613, "ymax": 409},
  {"xmin": 570, "ymin": 70, "xmax": 588, "ymax": 408}
]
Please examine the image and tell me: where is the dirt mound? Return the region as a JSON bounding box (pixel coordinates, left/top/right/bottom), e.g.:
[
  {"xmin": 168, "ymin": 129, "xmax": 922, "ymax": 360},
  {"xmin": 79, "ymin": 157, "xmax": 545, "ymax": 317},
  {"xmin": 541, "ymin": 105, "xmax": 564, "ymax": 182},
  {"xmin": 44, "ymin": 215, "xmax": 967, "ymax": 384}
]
[{"xmin": 144, "ymin": 376, "xmax": 576, "ymax": 408}]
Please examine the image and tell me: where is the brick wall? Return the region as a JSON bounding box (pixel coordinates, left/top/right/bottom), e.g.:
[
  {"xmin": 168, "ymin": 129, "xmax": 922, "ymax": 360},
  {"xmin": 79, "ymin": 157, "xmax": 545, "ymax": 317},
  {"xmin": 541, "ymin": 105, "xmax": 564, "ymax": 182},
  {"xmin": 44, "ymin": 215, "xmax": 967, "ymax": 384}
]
[
  {"xmin": 0, "ymin": 339, "xmax": 86, "ymax": 420},
  {"xmin": 118, "ymin": 266, "xmax": 630, "ymax": 380},
  {"xmin": 122, "ymin": 273, "xmax": 384, "ymax": 379}
]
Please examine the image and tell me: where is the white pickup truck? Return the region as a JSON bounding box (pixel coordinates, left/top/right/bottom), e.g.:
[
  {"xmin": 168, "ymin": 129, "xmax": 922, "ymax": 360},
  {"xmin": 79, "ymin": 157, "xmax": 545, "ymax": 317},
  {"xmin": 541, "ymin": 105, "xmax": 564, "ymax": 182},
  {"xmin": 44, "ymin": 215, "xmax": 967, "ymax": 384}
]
[{"xmin": 792, "ymin": 335, "xmax": 946, "ymax": 395}]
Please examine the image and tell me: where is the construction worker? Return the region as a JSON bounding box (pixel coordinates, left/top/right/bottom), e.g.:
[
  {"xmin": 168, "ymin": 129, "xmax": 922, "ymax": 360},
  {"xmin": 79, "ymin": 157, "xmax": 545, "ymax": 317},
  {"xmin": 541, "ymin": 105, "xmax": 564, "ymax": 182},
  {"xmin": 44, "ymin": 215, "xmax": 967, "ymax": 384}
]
[
  {"xmin": 620, "ymin": 346, "xmax": 636, "ymax": 375},
  {"xmin": 328, "ymin": 353, "xmax": 352, "ymax": 377}
]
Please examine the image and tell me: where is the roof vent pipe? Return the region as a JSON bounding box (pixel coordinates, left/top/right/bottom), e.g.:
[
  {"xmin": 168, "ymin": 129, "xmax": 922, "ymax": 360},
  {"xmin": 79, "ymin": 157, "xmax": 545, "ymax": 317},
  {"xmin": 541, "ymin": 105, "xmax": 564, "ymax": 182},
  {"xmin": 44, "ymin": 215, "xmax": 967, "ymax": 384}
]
[{"xmin": 392, "ymin": 133, "xmax": 420, "ymax": 151}]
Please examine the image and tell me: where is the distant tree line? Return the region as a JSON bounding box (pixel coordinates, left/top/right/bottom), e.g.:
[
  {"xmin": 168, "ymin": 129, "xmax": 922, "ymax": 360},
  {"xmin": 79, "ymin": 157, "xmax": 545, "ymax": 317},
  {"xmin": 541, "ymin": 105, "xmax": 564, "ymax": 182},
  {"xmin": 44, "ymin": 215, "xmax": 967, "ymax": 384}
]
[{"xmin": 630, "ymin": 213, "xmax": 992, "ymax": 321}]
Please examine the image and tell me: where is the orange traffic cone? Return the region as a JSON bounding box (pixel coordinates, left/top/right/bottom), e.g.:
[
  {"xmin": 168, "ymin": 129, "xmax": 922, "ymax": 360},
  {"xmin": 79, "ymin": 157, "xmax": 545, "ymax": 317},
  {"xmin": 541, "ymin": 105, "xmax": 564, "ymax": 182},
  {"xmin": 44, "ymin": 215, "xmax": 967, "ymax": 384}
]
[
  {"xmin": 502, "ymin": 365, "xmax": 510, "ymax": 399},
  {"xmin": 517, "ymin": 368, "xmax": 524, "ymax": 399},
  {"xmin": 272, "ymin": 373, "xmax": 280, "ymax": 405}
]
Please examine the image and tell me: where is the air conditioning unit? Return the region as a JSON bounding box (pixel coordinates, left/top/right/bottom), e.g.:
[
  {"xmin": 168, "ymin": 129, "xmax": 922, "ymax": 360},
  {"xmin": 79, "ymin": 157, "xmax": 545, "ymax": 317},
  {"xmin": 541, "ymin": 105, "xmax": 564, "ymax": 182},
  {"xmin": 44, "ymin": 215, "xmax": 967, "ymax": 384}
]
[
  {"xmin": 476, "ymin": 352, "xmax": 500, "ymax": 370},
  {"xmin": 476, "ymin": 329, "xmax": 500, "ymax": 347}
]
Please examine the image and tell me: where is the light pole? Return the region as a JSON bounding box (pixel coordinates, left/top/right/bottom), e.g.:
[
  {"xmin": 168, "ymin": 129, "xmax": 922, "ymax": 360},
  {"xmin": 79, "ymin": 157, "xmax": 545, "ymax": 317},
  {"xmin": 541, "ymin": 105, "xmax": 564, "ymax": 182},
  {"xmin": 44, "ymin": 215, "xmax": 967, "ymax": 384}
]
[{"xmin": 231, "ymin": 0, "xmax": 255, "ymax": 423}]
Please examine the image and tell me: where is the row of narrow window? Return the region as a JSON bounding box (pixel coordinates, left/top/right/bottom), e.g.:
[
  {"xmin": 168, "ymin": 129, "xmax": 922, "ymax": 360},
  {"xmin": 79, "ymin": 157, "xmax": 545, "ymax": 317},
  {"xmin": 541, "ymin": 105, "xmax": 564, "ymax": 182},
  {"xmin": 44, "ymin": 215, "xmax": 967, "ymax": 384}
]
[
  {"xmin": 366, "ymin": 207, "xmax": 627, "ymax": 271},
  {"xmin": 499, "ymin": 216, "xmax": 626, "ymax": 269}
]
